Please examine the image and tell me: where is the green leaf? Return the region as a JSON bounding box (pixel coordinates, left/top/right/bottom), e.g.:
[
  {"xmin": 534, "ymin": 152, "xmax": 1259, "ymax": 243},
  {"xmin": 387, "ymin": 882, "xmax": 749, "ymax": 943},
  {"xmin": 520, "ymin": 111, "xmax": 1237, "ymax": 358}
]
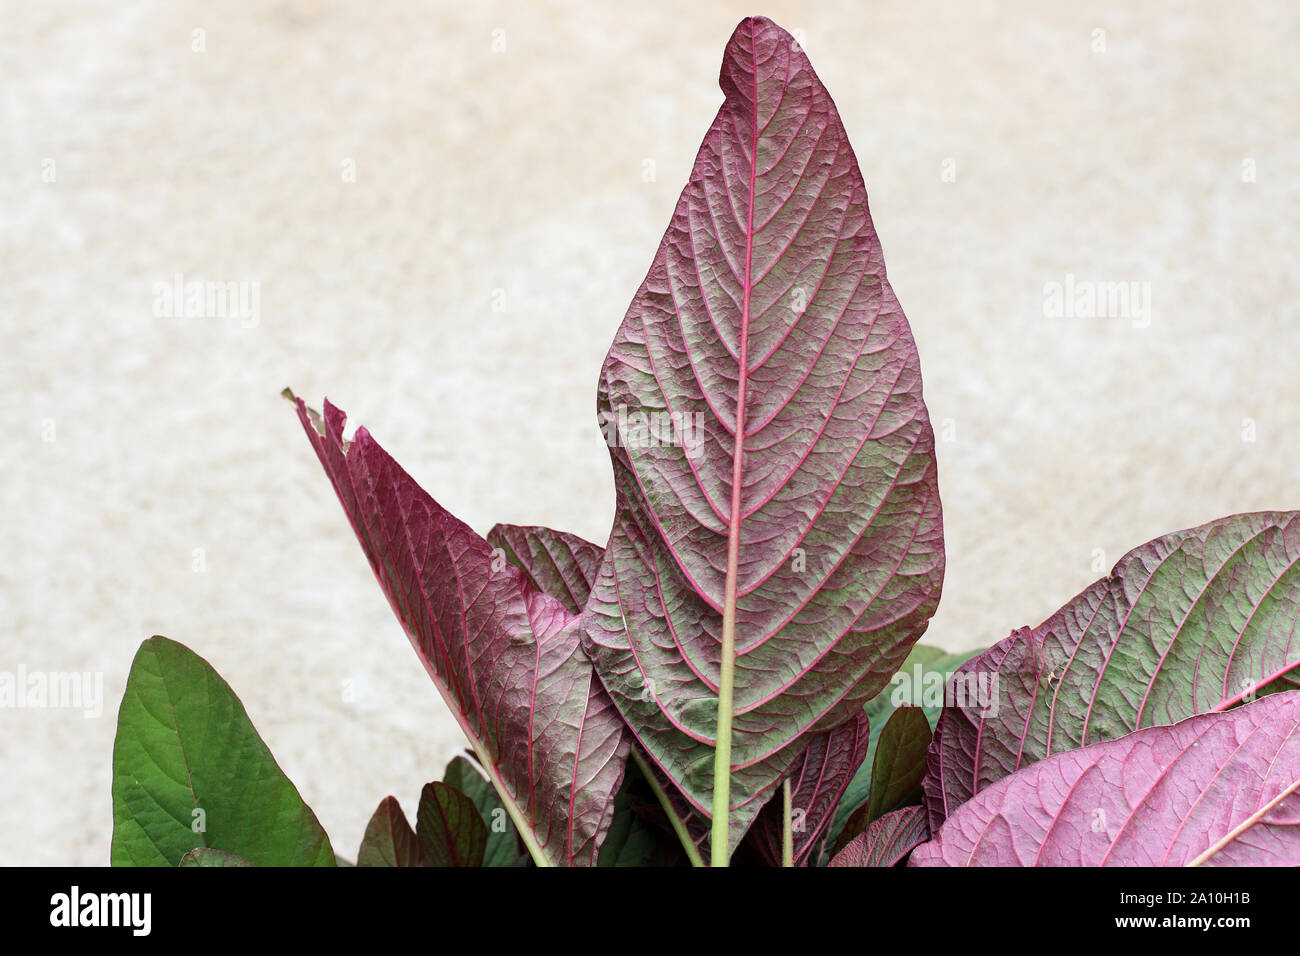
[
  {"xmin": 178, "ymin": 848, "xmax": 254, "ymax": 867},
  {"xmin": 866, "ymin": 705, "xmax": 932, "ymax": 822},
  {"xmin": 417, "ymin": 782, "xmax": 488, "ymax": 867},
  {"xmin": 443, "ymin": 755, "xmax": 527, "ymax": 867},
  {"xmin": 111, "ymin": 636, "xmax": 335, "ymax": 867},
  {"xmin": 884, "ymin": 645, "xmax": 988, "ymax": 725},
  {"xmin": 357, "ymin": 796, "xmax": 422, "ymax": 867}
]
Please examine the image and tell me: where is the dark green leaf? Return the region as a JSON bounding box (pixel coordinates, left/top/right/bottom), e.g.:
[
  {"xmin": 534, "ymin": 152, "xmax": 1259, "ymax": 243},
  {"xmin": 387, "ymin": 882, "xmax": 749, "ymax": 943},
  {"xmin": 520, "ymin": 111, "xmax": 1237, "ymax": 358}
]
[
  {"xmin": 865, "ymin": 706, "xmax": 932, "ymax": 822},
  {"xmin": 443, "ymin": 755, "xmax": 527, "ymax": 867},
  {"xmin": 598, "ymin": 777, "xmax": 683, "ymax": 867},
  {"xmin": 417, "ymin": 782, "xmax": 487, "ymax": 867}
]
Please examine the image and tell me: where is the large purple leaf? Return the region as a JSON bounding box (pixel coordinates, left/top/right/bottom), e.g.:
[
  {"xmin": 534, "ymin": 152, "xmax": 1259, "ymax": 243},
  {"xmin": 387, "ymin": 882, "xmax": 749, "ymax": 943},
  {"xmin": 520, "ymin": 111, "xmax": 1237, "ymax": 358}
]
[
  {"xmin": 294, "ymin": 397, "xmax": 630, "ymax": 866},
  {"xmin": 582, "ymin": 15, "xmax": 944, "ymax": 842},
  {"xmin": 748, "ymin": 711, "xmax": 871, "ymax": 866},
  {"xmin": 911, "ymin": 692, "xmax": 1300, "ymax": 866},
  {"xmin": 829, "ymin": 806, "xmax": 929, "ymax": 867},
  {"xmin": 924, "ymin": 512, "xmax": 1300, "ymax": 829}
]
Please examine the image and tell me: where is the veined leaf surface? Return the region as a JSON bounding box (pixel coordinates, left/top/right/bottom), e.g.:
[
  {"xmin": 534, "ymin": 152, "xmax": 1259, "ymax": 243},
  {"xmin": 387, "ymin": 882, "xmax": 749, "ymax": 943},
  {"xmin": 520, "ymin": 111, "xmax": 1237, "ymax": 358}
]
[
  {"xmin": 911, "ymin": 692, "xmax": 1300, "ymax": 866},
  {"xmin": 417, "ymin": 782, "xmax": 487, "ymax": 867},
  {"xmin": 443, "ymin": 755, "xmax": 527, "ymax": 867},
  {"xmin": 924, "ymin": 512, "xmax": 1300, "ymax": 828},
  {"xmin": 111, "ymin": 637, "xmax": 335, "ymax": 867},
  {"xmin": 295, "ymin": 397, "xmax": 629, "ymax": 866},
  {"xmin": 488, "ymin": 524, "xmax": 604, "ymax": 616},
  {"xmin": 748, "ymin": 710, "xmax": 870, "ymax": 866},
  {"xmin": 582, "ymin": 15, "xmax": 943, "ymax": 840},
  {"xmin": 357, "ymin": 796, "xmax": 422, "ymax": 868},
  {"xmin": 829, "ymin": 806, "xmax": 928, "ymax": 868}
]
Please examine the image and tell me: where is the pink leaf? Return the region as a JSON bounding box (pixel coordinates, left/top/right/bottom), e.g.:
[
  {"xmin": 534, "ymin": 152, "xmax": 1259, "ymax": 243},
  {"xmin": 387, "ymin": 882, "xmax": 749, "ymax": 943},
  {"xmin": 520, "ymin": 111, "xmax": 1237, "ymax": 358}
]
[
  {"xmin": 911, "ymin": 692, "xmax": 1300, "ymax": 866},
  {"xmin": 829, "ymin": 806, "xmax": 929, "ymax": 867},
  {"xmin": 923, "ymin": 511, "xmax": 1300, "ymax": 831}
]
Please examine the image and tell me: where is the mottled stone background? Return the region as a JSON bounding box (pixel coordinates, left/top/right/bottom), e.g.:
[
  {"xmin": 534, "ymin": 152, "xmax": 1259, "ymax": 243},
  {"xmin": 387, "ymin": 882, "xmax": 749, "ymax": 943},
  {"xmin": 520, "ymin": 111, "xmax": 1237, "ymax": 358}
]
[{"xmin": 3, "ymin": 0, "xmax": 1296, "ymax": 864}]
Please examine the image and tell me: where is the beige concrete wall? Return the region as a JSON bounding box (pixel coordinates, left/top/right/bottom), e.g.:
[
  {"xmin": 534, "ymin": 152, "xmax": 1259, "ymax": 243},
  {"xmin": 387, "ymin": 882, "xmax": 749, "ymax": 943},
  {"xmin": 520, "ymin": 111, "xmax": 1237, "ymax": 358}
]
[{"xmin": 3, "ymin": 0, "xmax": 1296, "ymax": 864}]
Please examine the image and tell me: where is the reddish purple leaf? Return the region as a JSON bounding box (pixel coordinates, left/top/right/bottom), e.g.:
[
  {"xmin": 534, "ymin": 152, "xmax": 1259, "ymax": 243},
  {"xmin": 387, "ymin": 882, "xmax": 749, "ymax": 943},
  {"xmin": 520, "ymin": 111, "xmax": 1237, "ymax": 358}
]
[
  {"xmin": 829, "ymin": 806, "xmax": 929, "ymax": 867},
  {"xmin": 487, "ymin": 524, "xmax": 604, "ymax": 616},
  {"xmin": 748, "ymin": 710, "xmax": 871, "ymax": 866},
  {"xmin": 911, "ymin": 692, "xmax": 1300, "ymax": 866},
  {"xmin": 581, "ymin": 15, "xmax": 943, "ymax": 841},
  {"xmin": 294, "ymin": 397, "xmax": 629, "ymax": 866},
  {"xmin": 357, "ymin": 796, "xmax": 422, "ymax": 867},
  {"xmin": 924, "ymin": 511, "xmax": 1300, "ymax": 830},
  {"xmin": 490, "ymin": 522, "xmax": 782, "ymax": 855}
]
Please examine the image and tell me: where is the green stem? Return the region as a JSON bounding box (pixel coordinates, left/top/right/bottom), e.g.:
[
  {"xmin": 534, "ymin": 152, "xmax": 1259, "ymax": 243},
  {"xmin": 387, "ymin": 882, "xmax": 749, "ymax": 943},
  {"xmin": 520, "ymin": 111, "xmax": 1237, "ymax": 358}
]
[
  {"xmin": 712, "ymin": 596, "xmax": 739, "ymax": 865},
  {"xmin": 632, "ymin": 750, "xmax": 705, "ymax": 868},
  {"xmin": 781, "ymin": 778, "xmax": 793, "ymax": 867},
  {"xmin": 711, "ymin": 23, "xmax": 759, "ymax": 869},
  {"xmin": 466, "ymin": 736, "xmax": 551, "ymax": 867}
]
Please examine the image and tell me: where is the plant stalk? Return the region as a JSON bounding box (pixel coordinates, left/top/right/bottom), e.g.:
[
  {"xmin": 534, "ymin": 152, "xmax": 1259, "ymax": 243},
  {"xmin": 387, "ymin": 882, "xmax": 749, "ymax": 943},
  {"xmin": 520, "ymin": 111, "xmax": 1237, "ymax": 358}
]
[
  {"xmin": 1187, "ymin": 777, "xmax": 1300, "ymax": 866},
  {"xmin": 466, "ymin": 736, "xmax": 552, "ymax": 867},
  {"xmin": 782, "ymin": 778, "xmax": 794, "ymax": 867},
  {"xmin": 632, "ymin": 750, "xmax": 705, "ymax": 867},
  {"xmin": 712, "ymin": 584, "xmax": 740, "ymax": 865}
]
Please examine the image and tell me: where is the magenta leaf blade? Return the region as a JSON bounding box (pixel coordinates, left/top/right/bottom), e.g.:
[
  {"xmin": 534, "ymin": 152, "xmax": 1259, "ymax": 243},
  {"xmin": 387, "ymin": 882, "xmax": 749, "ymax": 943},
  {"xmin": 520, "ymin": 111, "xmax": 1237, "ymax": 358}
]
[
  {"xmin": 582, "ymin": 15, "xmax": 944, "ymax": 840},
  {"xmin": 924, "ymin": 511, "xmax": 1300, "ymax": 830},
  {"xmin": 829, "ymin": 805, "xmax": 929, "ymax": 868},
  {"xmin": 295, "ymin": 397, "xmax": 630, "ymax": 866},
  {"xmin": 911, "ymin": 692, "xmax": 1300, "ymax": 866}
]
